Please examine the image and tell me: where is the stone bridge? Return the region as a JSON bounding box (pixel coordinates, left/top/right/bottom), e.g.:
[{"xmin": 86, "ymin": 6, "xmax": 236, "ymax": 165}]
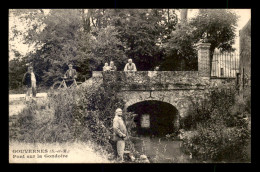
[{"xmin": 85, "ymin": 42, "xmax": 236, "ymax": 135}]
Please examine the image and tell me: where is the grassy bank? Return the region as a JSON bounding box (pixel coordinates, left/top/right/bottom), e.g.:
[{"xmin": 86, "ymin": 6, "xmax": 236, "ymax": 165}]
[{"xmin": 9, "ymin": 81, "xmax": 136, "ymax": 162}]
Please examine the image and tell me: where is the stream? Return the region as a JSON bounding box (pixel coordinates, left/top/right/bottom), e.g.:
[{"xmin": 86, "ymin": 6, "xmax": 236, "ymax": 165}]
[{"xmin": 130, "ymin": 136, "xmax": 191, "ymax": 163}]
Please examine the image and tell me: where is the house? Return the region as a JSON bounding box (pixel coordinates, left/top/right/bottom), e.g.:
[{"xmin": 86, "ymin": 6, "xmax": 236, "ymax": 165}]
[{"xmin": 239, "ymin": 18, "xmax": 251, "ymax": 94}]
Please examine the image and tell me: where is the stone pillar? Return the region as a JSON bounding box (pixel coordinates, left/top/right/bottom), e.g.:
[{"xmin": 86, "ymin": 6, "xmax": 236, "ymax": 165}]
[{"xmin": 197, "ymin": 42, "xmax": 211, "ymax": 77}]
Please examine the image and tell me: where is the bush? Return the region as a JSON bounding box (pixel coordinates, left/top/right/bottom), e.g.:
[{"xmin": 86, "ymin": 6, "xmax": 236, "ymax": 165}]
[
  {"xmin": 10, "ymin": 78, "xmax": 138, "ymax": 161},
  {"xmin": 182, "ymin": 120, "xmax": 250, "ymax": 162},
  {"xmin": 182, "ymin": 88, "xmax": 238, "ymax": 130},
  {"xmin": 181, "ymin": 88, "xmax": 251, "ymax": 162}
]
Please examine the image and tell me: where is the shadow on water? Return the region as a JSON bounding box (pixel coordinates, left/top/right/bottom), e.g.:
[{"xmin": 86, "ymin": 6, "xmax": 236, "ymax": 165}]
[{"xmin": 127, "ymin": 100, "xmax": 191, "ymax": 163}]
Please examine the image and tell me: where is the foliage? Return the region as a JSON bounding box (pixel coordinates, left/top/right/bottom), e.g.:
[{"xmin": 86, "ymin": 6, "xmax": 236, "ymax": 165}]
[
  {"xmin": 182, "ymin": 121, "xmax": 250, "ymax": 162},
  {"xmin": 161, "ymin": 23, "xmax": 197, "ymax": 71},
  {"xmin": 89, "ymin": 26, "xmax": 127, "ymax": 71},
  {"xmin": 181, "ymin": 88, "xmax": 251, "ymax": 162},
  {"xmin": 10, "ymin": 78, "xmax": 138, "ymax": 161},
  {"xmin": 10, "ymin": 9, "xmax": 90, "ymax": 87},
  {"xmin": 89, "ymin": 9, "xmax": 178, "ymax": 71},
  {"xmin": 9, "ymin": 57, "xmax": 27, "ymax": 90},
  {"xmin": 116, "ymin": 9, "xmax": 177, "ymax": 71},
  {"xmin": 182, "ymin": 88, "xmax": 236, "ymax": 130},
  {"xmin": 191, "ymin": 9, "xmax": 238, "ymax": 53},
  {"xmin": 190, "ymin": 9, "xmax": 238, "ymax": 72},
  {"xmin": 9, "ymin": 9, "xmax": 238, "ymax": 89},
  {"xmin": 162, "ymin": 9, "xmax": 238, "ymax": 71}
]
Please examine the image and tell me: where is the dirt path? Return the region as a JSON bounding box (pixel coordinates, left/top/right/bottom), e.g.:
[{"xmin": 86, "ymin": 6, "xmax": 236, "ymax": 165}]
[
  {"xmin": 9, "ymin": 91, "xmax": 113, "ymax": 163},
  {"xmin": 9, "ymin": 93, "xmax": 48, "ymax": 116},
  {"xmin": 9, "ymin": 141, "xmax": 112, "ymax": 163}
]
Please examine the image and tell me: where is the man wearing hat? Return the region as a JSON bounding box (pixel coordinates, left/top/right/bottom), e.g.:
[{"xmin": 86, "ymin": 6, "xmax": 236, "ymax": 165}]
[
  {"xmin": 112, "ymin": 108, "xmax": 128, "ymax": 162},
  {"xmin": 22, "ymin": 66, "xmax": 37, "ymax": 100},
  {"xmin": 64, "ymin": 64, "xmax": 77, "ymax": 87}
]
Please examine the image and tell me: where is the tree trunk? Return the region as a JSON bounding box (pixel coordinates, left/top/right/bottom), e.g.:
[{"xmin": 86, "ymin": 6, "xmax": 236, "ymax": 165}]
[{"xmin": 167, "ymin": 9, "xmax": 170, "ymax": 23}]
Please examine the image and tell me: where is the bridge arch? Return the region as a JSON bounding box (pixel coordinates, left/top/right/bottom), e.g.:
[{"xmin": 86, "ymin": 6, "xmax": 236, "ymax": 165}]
[
  {"xmin": 125, "ymin": 97, "xmax": 175, "ymax": 109},
  {"xmin": 126, "ymin": 100, "xmax": 180, "ymax": 136},
  {"xmin": 121, "ymin": 91, "xmax": 186, "ymax": 118}
]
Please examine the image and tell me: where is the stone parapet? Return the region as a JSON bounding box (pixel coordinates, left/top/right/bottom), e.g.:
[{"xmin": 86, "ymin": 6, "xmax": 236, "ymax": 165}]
[{"xmin": 98, "ymin": 71, "xmax": 209, "ymax": 91}]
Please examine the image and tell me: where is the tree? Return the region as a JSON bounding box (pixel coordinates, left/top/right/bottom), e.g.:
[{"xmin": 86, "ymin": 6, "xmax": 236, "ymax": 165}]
[
  {"xmin": 161, "ymin": 9, "xmax": 197, "ymax": 71},
  {"xmin": 162, "ymin": 9, "xmax": 238, "ymax": 71},
  {"xmin": 30, "ymin": 9, "xmax": 83, "ymax": 86},
  {"xmin": 162, "ymin": 22, "xmax": 197, "ymax": 70},
  {"xmin": 9, "ymin": 9, "xmax": 93, "ymax": 87},
  {"xmin": 190, "ymin": 9, "xmax": 238, "ymax": 73},
  {"xmin": 90, "ymin": 9, "xmax": 178, "ymax": 71},
  {"xmin": 10, "ymin": 8, "xmax": 180, "ymax": 84},
  {"xmin": 89, "ymin": 25, "xmax": 127, "ymax": 71},
  {"xmin": 9, "ymin": 57, "xmax": 27, "ymax": 90}
]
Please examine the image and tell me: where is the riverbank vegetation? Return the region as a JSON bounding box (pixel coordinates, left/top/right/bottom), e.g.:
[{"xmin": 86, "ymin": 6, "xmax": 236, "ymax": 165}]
[
  {"xmin": 180, "ymin": 87, "xmax": 251, "ymax": 162},
  {"xmin": 9, "ymin": 80, "xmax": 143, "ymax": 162}
]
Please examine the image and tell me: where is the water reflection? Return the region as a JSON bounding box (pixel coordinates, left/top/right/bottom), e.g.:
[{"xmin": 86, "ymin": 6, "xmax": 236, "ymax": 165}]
[{"xmin": 130, "ymin": 136, "xmax": 190, "ymax": 163}]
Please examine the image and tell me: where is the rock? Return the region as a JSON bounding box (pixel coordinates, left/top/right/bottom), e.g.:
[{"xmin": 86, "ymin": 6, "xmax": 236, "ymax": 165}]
[
  {"xmin": 140, "ymin": 155, "xmax": 150, "ymax": 163},
  {"xmin": 123, "ymin": 151, "xmax": 136, "ymax": 162},
  {"xmin": 129, "ymin": 155, "xmax": 135, "ymax": 162}
]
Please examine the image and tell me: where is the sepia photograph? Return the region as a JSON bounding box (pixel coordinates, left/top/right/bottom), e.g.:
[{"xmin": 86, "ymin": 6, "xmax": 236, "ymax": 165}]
[{"xmin": 9, "ymin": 9, "xmax": 251, "ymax": 163}]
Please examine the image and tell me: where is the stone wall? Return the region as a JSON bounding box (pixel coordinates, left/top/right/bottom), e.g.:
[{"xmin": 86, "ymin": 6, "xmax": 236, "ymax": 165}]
[
  {"xmin": 209, "ymin": 78, "xmax": 236, "ymax": 87},
  {"xmin": 91, "ymin": 71, "xmax": 236, "ymax": 118},
  {"xmin": 118, "ymin": 89, "xmax": 206, "ymax": 118},
  {"xmin": 101, "ymin": 71, "xmax": 207, "ymax": 91},
  {"xmin": 88, "ymin": 41, "xmax": 240, "ymax": 131}
]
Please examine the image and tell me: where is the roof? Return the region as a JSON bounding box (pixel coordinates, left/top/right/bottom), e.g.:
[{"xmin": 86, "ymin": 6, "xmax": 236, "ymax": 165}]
[{"xmin": 240, "ymin": 18, "xmax": 251, "ymax": 33}]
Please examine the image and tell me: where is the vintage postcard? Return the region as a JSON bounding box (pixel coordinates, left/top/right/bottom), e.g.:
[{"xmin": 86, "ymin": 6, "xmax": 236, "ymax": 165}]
[{"xmin": 9, "ymin": 9, "xmax": 251, "ymax": 163}]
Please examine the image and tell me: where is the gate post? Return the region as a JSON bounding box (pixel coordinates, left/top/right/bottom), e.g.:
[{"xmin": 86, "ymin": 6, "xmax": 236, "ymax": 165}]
[{"xmin": 197, "ymin": 42, "xmax": 211, "ymax": 77}]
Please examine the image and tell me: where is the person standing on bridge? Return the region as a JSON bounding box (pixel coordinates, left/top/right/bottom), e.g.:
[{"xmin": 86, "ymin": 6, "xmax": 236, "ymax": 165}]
[
  {"xmin": 112, "ymin": 108, "xmax": 128, "ymax": 162},
  {"xmin": 124, "ymin": 59, "xmax": 137, "ymax": 72},
  {"xmin": 22, "ymin": 66, "xmax": 38, "ymax": 100},
  {"xmin": 109, "ymin": 61, "xmax": 117, "ymax": 71},
  {"xmin": 103, "ymin": 62, "xmax": 111, "ymax": 71}
]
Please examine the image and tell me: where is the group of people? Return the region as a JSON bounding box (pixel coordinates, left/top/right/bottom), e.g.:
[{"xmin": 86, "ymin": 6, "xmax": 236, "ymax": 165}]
[
  {"xmin": 22, "ymin": 58, "xmax": 138, "ymax": 100},
  {"xmin": 23, "ymin": 59, "xmax": 159, "ymax": 100},
  {"xmin": 21, "ymin": 63, "xmax": 140, "ymax": 162},
  {"xmin": 103, "ymin": 61, "xmax": 117, "ymax": 71},
  {"xmin": 103, "ymin": 59, "xmax": 137, "ymax": 72},
  {"xmin": 22, "ymin": 64, "xmax": 77, "ymax": 100}
]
